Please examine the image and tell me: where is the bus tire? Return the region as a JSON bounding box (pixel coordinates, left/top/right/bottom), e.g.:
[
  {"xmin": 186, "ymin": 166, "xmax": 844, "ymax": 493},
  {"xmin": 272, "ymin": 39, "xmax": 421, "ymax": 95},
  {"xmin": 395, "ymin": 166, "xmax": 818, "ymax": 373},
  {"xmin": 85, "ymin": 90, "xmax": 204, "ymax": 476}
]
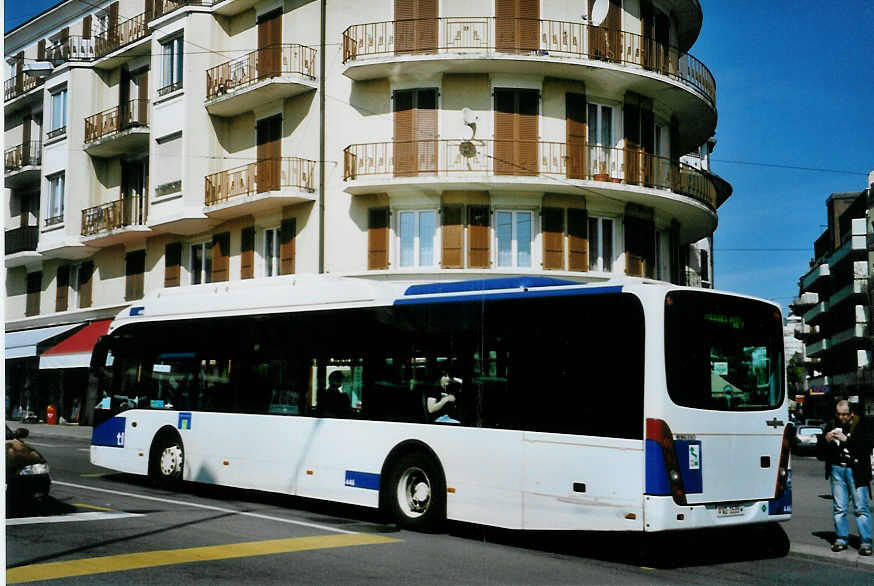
[
  {"xmin": 385, "ymin": 452, "xmax": 446, "ymax": 532},
  {"xmin": 150, "ymin": 433, "xmax": 184, "ymax": 489}
]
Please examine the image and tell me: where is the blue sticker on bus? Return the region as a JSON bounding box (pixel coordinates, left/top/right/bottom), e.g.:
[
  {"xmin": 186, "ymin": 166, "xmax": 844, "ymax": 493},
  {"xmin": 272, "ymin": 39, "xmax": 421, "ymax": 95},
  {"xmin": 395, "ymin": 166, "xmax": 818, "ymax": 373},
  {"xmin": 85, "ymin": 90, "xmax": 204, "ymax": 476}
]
[
  {"xmin": 178, "ymin": 412, "xmax": 192, "ymax": 430},
  {"xmin": 644, "ymin": 439, "xmax": 702, "ymax": 495},
  {"xmin": 92, "ymin": 417, "xmax": 126, "ymax": 448},
  {"xmin": 768, "ymin": 469, "xmax": 792, "ymax": 515},
  {"xmin": 129, "ymin": 306, "xmax": 145, "ymax": 316},
  {"xmin": 344, "ymin": 471, "xmax": 380, "ymax": 490}
]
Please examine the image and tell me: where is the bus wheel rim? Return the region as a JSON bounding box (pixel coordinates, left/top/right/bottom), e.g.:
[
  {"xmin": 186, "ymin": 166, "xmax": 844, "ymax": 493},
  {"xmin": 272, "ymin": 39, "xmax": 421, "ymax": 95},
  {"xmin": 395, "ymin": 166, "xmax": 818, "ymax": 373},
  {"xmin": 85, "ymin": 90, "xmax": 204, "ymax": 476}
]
[
  {"xmin": 160, "ymin": 445, "xmax": 182, "ymax": 476},
  {"xmin": 397, "ymin": 466, "xmax": 430, "ymax": 518}
]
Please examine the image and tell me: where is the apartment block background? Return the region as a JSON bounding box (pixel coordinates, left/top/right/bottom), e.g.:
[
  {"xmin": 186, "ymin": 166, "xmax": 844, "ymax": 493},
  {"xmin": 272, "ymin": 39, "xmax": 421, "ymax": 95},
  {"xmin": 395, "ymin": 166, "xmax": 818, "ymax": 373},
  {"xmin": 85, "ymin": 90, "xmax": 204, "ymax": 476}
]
[{"xmin": 5, "ymin": 0, "xmax": 731, "ymax": 421}]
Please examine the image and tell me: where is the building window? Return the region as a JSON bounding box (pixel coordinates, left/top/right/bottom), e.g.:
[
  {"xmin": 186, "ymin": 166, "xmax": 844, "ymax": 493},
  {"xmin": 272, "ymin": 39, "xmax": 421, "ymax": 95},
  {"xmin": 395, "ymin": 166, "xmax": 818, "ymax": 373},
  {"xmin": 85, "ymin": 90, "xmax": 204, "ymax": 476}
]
[
  {"xmin": 125, "ymin": 250, "xmax": 145, "ymax": 301},
  {"xmin": 48, "ymin": 87, "xmax": 67, "ymax": 139},
  {"xmin": 264, "ymin": 228, "xmax": 281, "ymax": 277},
  {"xmin": 700, "ymin": 249, "xmax": 710, "ymax": 285},
  {"xmin": 398, "ymin": 210, "xmax": 437, "ymax": 268},
  {"xmin": 160, "ymin": 37, "xmax": 184, "ymax": 96},
  {"xmin": 496, "ymin": 210, "xmax": 532, "ymax": 268},
  {"xmin": 587, "ymin": 103, "xmax": 614, "ymax": 177},
  {"xmin": 191, "ymin": 241, "xmax": 213, "ymax": 285},
  {"xmin": 45, "ymin": 173, "xmax": 65, "ymax": 226},
  {"xmin": 588, "ymin": 216, "xmax": 614, "ymax": 272}
]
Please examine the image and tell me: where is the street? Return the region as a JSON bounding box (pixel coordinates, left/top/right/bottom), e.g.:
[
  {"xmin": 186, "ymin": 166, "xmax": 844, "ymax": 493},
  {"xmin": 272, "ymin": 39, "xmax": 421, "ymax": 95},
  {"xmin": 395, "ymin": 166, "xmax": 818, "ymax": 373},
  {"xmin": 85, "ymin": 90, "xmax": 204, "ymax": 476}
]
[{"xmin": 5, "ymin": 426, "xmax": 874, "ymax": 585}]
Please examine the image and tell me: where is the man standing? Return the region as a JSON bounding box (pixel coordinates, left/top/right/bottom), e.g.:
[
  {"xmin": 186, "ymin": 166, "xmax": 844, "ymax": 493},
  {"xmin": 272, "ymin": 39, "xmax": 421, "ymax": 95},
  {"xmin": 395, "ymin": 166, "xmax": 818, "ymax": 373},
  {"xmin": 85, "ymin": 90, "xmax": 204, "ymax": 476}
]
[{"xmin": 817, "ymin": 400, "xmax": 872, "ymax": 555}]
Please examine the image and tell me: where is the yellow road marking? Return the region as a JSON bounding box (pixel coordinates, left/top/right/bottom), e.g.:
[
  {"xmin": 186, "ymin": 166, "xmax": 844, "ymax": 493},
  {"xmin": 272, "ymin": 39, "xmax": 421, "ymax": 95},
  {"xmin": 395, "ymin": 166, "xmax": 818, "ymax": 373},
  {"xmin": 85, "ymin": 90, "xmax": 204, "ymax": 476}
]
[
  {"xmin": 79, "ymin": 473, "xmax": 111, "ymax": 478},
  {"xmin": 7, "ymin": 533, "xmax": 399, "ymax": 584},
  {"xmin": 73, "ymin": 503, "xmax": 114, "ymax": 512}
]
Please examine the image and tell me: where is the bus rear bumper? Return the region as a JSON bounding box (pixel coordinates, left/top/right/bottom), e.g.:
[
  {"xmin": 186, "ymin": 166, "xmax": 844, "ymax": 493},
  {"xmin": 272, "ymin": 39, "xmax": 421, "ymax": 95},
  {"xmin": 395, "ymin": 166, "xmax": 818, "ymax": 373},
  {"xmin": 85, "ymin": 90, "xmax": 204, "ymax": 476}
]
[{"xmin": 643, "ymin": 495, "xmax": 791, "ymax": 532}]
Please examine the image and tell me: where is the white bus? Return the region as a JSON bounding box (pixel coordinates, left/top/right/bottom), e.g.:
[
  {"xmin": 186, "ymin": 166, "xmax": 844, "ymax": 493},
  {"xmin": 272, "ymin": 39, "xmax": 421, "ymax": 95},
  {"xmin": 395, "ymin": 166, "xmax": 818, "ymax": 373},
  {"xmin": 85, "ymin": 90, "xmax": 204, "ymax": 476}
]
[{"xmin": 89, "ymin": 275, "xmax": 791, "ymax": 532}]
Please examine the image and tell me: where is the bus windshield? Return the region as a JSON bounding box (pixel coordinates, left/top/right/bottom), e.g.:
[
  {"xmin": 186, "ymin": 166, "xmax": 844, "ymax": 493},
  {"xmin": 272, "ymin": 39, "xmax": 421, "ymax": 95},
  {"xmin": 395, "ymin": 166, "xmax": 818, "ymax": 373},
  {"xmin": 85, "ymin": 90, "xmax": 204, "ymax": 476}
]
[{"xmin": 664, "ymin": 291, "xmax": 784, "ymax": 412}]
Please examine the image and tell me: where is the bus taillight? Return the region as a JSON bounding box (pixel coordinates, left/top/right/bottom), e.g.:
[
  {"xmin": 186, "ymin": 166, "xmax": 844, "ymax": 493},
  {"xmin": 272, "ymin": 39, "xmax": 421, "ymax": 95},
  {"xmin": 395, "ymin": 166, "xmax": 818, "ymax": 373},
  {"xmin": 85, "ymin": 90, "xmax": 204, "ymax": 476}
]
[
  {"xmin": 774, "ymin": 425, "xmax": 791, "ymax": 499},
  {"xmin": 645, "ymin": 418, "xmax": 687, "ymax": 506}
]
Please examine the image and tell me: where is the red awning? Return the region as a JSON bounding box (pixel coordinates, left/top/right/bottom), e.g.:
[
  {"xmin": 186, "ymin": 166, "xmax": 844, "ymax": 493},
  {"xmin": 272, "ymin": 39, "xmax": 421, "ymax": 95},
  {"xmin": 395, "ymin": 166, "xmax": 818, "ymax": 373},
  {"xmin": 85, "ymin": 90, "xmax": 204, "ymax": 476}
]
[{"xmin": 39, "ymin": 320, "xmax": 112, "ymax": 370}]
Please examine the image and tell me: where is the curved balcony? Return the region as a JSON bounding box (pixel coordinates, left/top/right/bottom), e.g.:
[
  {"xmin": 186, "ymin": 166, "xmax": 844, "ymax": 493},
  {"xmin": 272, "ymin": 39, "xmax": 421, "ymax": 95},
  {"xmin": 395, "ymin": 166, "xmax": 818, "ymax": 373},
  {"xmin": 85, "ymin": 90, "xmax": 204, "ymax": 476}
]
[
  {"xmin": 5, "ymin": 141, "xmax": 42, "ymax": 188},
  {"xmin": 81, "ymin": 194, "xmax": 150, "ymax": 247},
  {"xmin": 5, "ymin": 225, "xmax": 41, "ymax": 269},
  {"xmin": 205, "ymin": 45, "xmax": 317, "ymax": 117},
  {"xmin": 204, "ymin": 157, "xmax": 316, "ymax": 219},
  {"xmin": 344, "ymin": 140, "xmax": 717, "ymax": 241},
  {"xmin": 342, "ymin": 18, "xmax": 715, "ymax": 152},
  {"xmin": 84, "ymin": 100, "xmax": 149, "ymax": 157}
]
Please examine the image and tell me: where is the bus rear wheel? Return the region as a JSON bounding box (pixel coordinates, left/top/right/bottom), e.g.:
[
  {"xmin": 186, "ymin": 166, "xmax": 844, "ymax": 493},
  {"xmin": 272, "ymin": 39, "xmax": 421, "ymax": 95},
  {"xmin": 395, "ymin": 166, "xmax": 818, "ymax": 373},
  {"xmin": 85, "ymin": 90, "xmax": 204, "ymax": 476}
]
[
  {"xmin": 150, "ymin": 435, "xmax": 184, "ymax": 488},
  {"xmin": 385, "ymin": 452, "xmax": 445, "ymax": 531}
]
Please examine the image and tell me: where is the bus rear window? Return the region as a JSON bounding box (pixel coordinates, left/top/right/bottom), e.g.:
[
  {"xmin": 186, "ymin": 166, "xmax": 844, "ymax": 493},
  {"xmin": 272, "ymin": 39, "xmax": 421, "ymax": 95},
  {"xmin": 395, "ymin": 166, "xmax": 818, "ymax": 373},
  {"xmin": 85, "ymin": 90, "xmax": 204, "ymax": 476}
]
[{"xmin": 665, "ymin": 291, "xmax": 784, "ymax": 411}]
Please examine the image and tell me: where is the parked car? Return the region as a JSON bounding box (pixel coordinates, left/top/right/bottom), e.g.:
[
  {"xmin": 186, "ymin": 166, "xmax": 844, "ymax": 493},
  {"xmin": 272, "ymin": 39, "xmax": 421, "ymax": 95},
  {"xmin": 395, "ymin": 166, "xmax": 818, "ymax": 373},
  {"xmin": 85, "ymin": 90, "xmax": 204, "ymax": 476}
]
[
  {"xmin": 792, "ymin": 425, "xmax": 823, "ymax": 455},
  {"xmin": 6, "ymin": 425, "xmax": 51, "ymax": 503}
]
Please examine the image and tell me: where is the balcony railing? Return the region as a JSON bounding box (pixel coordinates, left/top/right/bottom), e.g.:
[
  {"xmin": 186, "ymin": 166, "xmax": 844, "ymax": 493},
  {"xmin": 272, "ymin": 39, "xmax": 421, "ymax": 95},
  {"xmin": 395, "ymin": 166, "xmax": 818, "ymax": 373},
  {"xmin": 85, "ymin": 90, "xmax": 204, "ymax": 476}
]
[
  {"xmin": 81, "ymin": 194, "xmax": 146, "ymax": 236},
  {"xmin": 4, "ymin": 74, "xmax": 45, "ymax": 102},
  {"xmin": 5, "ymin": 141, "xmax": 42, "ymax": 172},
  {"xmin": 44, "ymin": 36, "xmax": 97, "ymax": 64},
  {"xmin": 342, "ymin": 17, "xmax": 715, "ymax": 106},
  {"xmin": 205, "ymin": 157, "xmax": 316, "ymax": 205},
  {"xmin": 95, "ymin": 11, "xmax": 151, "ymax": 58},
  {"xmin": 84, "ymin": 100, "xmax": 149, "ymax": 143},
  {"xmin": 152, "ymin": 0, "xmax": 212, "ymax": 18},
  {"xmin": 5, "ymin": 225, "xmax": 39, "ymax": 255},
  {"xmin": 206, "ymin": 44, "xmax": 316, "ymax": 100},
  {"xmin": 343, "ymin": 140, "xmax": 717, "ymax": 209}
]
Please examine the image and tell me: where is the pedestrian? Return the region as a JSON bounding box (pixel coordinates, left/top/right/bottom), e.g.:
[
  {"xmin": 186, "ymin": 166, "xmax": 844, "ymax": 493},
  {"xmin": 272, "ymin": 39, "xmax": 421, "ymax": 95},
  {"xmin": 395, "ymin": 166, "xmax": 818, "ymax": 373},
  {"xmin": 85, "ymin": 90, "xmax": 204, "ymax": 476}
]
[{"xmin": 816, "ymin": 400, "xmax": 872, "ymax": 556}]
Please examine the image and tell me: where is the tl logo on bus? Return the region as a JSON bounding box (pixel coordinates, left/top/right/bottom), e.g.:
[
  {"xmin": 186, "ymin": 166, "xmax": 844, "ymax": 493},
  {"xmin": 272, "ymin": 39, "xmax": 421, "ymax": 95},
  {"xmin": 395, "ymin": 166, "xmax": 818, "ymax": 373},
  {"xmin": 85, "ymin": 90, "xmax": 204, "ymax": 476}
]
[
  {"xmin": 115, "ymin": 432, "xmax": 125, "ymax": 446},
  {"xmin": 688, "ymin": 445, "xmax": 700, "ymax": 470}
]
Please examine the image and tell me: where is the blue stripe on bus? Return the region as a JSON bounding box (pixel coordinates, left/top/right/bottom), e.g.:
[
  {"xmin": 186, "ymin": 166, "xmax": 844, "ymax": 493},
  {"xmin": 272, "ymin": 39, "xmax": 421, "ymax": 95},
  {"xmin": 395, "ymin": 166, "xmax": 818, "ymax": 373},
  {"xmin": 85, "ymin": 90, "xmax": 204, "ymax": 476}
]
[
  {"xmin": 403, "ymin": 277, "xmax": 581, "ymax": 296},
  {"xmin": 769, "ymin": 469, "xmax": 792, "ymax": 515},
  {"xmin": 91, "ymin": 417, "xmax": 126, "ymax": 448},
  {"xmin": 644, "ymin": 439, "xmax": 703, "ymax": 495},
  {"xmin": 644, "ymin": 439, "xmax": 671, "ymax": 495},
  {"xmin": 395, "ymin": 285, "xmax": 623, "ymax": 306},
  {"xmin": 344, "ymin": 470, "xmax": 380, "ymax": 490}
]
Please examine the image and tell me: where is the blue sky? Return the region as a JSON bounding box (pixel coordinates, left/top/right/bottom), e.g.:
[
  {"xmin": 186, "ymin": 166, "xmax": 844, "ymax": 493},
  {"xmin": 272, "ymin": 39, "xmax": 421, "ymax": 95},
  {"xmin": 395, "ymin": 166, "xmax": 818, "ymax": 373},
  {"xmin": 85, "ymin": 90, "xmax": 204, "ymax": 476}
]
[{"xmin": 6, "ymin": 1, "xmax": 873, "ymax": 317}]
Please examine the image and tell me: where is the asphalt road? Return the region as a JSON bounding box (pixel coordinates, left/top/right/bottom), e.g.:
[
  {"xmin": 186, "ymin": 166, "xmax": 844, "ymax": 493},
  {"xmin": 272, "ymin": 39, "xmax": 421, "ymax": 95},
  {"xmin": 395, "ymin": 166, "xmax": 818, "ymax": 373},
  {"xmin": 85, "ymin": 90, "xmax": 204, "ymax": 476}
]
[{"xmin": 6, "ymin": 432, "xmax": 874, "ymax": 585}]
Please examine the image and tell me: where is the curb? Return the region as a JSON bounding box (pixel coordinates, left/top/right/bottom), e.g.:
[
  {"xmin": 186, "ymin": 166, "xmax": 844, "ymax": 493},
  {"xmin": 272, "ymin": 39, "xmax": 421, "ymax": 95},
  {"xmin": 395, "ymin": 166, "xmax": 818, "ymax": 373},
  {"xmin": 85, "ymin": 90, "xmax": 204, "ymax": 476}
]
[{"xmin": 789, "ymin": 543, "xmax": 874, "ymax": 569}]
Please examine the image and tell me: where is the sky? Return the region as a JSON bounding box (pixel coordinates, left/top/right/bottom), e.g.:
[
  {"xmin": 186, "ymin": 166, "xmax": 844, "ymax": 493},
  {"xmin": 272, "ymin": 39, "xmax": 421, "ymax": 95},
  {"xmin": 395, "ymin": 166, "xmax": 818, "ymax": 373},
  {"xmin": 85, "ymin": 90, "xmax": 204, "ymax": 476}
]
[{"xmin": 5, "ymin": 1, "xmax": 874, "ymax": 317}]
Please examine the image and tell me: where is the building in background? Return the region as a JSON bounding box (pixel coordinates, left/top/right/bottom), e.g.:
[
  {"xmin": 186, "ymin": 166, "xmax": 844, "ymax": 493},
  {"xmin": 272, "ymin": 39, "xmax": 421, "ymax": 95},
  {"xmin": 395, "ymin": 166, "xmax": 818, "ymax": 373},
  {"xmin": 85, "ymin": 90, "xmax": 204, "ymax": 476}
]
[
  {"xmin": 5, "ymin": 0, "xmax": 731, "ymax": 423},
  {"xmin": 791, "ymin": 171, "xmax": 874, "ymax": 419}
]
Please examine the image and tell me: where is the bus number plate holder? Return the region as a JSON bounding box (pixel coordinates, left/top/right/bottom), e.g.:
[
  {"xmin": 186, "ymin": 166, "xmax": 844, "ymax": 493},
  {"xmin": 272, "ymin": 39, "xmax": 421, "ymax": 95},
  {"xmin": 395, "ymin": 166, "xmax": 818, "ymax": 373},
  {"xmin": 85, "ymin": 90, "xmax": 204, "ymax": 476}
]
[{"xmin": 716, "ymin": 503, "xmax": 744, "ymax": 517}]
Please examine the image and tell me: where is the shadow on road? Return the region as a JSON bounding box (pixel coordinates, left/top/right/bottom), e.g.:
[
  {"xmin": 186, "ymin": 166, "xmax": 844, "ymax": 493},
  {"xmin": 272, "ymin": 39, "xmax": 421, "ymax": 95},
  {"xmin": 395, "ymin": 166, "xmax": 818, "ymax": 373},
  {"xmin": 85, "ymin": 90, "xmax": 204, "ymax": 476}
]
[{"xmin": 6, "ymin": 494, "xmax": 78, "ymax": 519}]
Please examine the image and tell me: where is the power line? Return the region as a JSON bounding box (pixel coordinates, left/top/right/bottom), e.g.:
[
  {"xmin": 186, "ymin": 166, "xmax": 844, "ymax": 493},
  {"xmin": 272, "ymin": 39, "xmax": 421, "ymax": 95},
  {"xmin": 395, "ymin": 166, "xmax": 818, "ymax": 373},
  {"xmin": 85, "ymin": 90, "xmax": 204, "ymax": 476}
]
[{"xmin": 712, "ymin": 158, "xmax": 869, "ymax": 177}]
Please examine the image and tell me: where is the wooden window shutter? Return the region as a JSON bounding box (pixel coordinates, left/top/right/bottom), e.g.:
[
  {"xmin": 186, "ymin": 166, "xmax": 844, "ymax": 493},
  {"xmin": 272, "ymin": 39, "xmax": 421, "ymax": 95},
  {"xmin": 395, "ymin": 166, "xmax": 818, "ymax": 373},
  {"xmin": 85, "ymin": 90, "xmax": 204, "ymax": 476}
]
[
  {"xmin": 517, "ymin": 90, "xmax": 539, "ymax": 176},
  {"xmin": 14, "ymin": 52, "xmax": 24, "ymax": 90},
  {"xmin": 368, "ymin": 207, "xmax": 389, "ymax": 270},
  {"xmin": 165, "ymin": 242, "xmax": 182, "ymax": 287},
  {"xmin": 441, "ymin": 206, "xmax": 463, "ymax": 268},
  {"xmin": 125, "ymin": 250, "xmax": 145, "ymax": 301},
  {"xmin": 394, "ymin": 90, "xmax": 415, "ymax": 177},
  {"xmin": 518, "ymin": 0, "xmax": 539, "ymax": 53},
  {"xmin": 37, "ymin": 39, "xmax": 46, "ymax": 59},
  {"xmin": 566, "ymin": 93, "xmax": 587, "ymax": 180},
  {"xmin": 211, "ymin": 232, "xmax": 230, "ymax": 282},
  {"xmin": 145, "ymin": 0, "xmax": 154, "ymax": 21},
  {"xmin": 26, "ymin": 272, "xmax": 42, "ymax": 317},
  {"xmin": 108, "ymin": 2, "xmax": 120, "ymax": 42},
  {"xmin": 624, "ymin": 95, "xmax": 642, "ymax": 186},
  {"xmin": 567, "ymin": 208, "xmax": 589, "ymax": 271},
  {"xmin": 394, "ymin": 0, "xmax": 415, "ymax": 55},
  {"xmin": 415, "ymin": 0, "xmax": 438, "ymax": 54},
  {"xmin": 468, "ymin": 205, "xmax": 490, "ymax": 268},
  {"xmin": 542, "ymin": 208, "xmax": 564, "ymax": 270},
  {"xmin": 606, "ymin": 0, "xmax": 621, "ymax": 63},
  {"xmin": 256, "ymin": 115, "xmax": 282, "ymax": 193},
  {"xmin": 79, "ymin": 262, "xmax": 94, "ymax": 308},
  {"xmin": 55, "ymin": 265, "xmax": 70, "ymax": 312},
  {"xmin": 240, "ymin": 228, "xmax": 255, "ymax": 279},
  {"xmin": 624, "ymin": 210, "xmax": 655, "ymax": 278},
  {"xmin": 82, "ymin": 15, "xmax": 92, "ymax": 39},
  {"xmin": 496, "ymin": 0, "xmax": 538, "ymax": 53},
  {"xmin": 494, "ymin": 89, "xmax": 515, "ymax": 175},
  {"xmin": 416, "ymin": 89, "xmax": 437, "ymax": 174},
  {"xmin": 280, "ymin": 218, "xmax": 296, "ymax": 275}
]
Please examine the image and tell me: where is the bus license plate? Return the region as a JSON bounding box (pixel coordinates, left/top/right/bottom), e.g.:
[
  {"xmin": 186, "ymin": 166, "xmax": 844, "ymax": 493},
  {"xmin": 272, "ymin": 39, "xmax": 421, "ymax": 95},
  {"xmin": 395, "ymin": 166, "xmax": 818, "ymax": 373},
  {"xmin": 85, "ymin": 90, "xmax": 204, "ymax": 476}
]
[{"xmin": 716, "ymin": 503, "xmax": 744, "ymax": 517}]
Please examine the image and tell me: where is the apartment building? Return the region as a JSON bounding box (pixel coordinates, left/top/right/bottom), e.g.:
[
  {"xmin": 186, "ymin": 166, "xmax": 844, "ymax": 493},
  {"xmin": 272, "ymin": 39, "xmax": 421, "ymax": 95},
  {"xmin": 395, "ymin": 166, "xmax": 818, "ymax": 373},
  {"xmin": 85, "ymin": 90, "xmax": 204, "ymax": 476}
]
[
  {"xmin": 791, "ymin": 171, "xmax": 874, "ymax": 418},
  {"xmin": 5, "ymin": 0, "xmax": 731, "ymax": 422}
]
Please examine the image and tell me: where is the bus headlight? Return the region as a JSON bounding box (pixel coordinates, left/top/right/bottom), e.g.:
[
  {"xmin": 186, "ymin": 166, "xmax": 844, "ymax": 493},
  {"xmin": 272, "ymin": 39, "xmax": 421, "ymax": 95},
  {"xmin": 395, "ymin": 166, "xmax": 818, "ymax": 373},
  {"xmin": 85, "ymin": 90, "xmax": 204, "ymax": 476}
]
[{"xmin": 19, "ymin": 463, "xmax": 49, "ymax": 476}]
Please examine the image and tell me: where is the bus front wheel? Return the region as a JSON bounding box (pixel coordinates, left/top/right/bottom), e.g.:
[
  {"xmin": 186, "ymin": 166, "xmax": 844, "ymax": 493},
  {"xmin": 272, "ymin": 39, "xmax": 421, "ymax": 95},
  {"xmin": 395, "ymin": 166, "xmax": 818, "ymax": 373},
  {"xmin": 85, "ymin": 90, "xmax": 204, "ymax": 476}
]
[
  {"xmin": 150, "ymin": 435, "xmax": 184, "ymax": 488},
  {"xmin": 385, "ymin": 452, "xmax": 446, "ymax": 531}
]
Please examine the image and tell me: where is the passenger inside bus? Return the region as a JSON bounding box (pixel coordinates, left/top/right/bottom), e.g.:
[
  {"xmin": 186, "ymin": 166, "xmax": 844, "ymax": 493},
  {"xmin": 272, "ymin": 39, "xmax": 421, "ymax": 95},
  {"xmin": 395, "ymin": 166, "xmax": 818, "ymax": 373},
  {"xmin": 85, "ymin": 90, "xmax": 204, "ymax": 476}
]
[
  {"xmin": 317, "ymin": 370, "xmax": 352, "ymax": 418},
  {"xmin": 424, "ymin": 373, "xmax": 460, "ymax": 423}
]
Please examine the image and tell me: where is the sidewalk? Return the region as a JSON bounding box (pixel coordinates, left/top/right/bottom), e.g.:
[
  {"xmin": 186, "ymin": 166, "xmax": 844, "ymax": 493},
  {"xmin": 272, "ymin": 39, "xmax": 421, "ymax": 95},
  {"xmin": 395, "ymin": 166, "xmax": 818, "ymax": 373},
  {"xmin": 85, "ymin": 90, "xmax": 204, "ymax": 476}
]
[{"xmin": 11, "ymin": 423, "xmax": 874, "ymax": 569}]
